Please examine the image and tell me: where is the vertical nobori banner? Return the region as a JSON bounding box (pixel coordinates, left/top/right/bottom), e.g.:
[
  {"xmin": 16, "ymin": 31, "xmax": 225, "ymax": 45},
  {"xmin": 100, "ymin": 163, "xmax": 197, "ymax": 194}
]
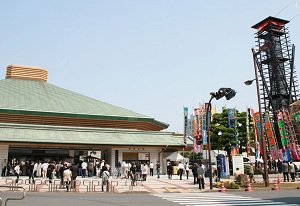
[
  {"xmin": 183, "ymin": 107, "xmax": 188, "ymax": 148},
  {"xmin": 228, "ymin": 108, "xmax": 237, "ymax": 155}
]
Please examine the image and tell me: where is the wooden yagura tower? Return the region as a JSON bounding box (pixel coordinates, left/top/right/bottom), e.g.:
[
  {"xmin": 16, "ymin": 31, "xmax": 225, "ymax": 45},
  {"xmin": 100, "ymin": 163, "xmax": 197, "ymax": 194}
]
[{"xmin": 252, "ymin": 16, "xmax": 300, "ymax": 161}]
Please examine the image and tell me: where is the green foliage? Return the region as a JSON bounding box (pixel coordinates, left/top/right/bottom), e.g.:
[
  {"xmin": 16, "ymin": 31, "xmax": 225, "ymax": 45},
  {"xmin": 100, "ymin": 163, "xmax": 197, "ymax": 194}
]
[
  {"xmin": 229, "ymin": 182, "xmax": 240, "ymax": 189},
  {"xmin": 210, "ymin": 109, "xmax": 255, "ymax": 156}
]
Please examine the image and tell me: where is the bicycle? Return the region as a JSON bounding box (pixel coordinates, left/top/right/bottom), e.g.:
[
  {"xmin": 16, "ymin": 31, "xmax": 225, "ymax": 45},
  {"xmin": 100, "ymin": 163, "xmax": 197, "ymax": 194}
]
[{"xmin": 111, "ymin": 168, "xmax": 122, "ymax": 179}]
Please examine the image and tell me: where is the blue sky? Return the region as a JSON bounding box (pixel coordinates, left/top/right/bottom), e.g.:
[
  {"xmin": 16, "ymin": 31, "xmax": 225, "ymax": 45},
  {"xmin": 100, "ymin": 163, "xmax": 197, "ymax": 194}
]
[{"xmin": 0, "ymin": 1, "xmax": 299, "ymax": 133}]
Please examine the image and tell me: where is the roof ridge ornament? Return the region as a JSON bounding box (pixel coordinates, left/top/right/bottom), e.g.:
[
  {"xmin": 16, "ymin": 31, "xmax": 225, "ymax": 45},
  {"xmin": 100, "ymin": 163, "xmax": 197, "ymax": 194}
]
[{"xmin": 6, "ymin": 64, "xmax": 48, "ymax": 82}]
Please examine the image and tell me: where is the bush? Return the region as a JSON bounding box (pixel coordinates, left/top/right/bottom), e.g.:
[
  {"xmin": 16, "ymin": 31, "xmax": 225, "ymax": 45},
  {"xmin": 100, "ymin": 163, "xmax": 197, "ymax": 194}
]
[
  {"xmin": 221, "ymin": 181, "xmax": 239, "ymax": 189},
  {"xmin": 229, "ymin": 182, "xmax": 240, "ymax": 189}
]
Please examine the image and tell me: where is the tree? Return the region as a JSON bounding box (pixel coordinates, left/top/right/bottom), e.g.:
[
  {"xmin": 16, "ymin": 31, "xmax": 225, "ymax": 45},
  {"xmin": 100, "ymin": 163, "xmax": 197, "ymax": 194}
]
[{"xmin": 209, "ymin": 109, "xmax": 255, "ymax": 156}]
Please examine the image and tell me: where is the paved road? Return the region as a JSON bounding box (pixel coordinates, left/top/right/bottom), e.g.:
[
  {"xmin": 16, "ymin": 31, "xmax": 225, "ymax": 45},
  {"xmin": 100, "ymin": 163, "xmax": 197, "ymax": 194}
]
[{"xmin": 0, "ymin": 191, "xmax": 300, "ymax": 206}]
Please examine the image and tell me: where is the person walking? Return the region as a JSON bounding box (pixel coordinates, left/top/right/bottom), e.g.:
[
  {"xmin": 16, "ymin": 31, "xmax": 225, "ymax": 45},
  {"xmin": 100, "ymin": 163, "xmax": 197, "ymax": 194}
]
[
  {"xmin": 149, "ymin": 162, "xmax": 154, "ymax": 176},
  {"xmin": 282, "ymin": 161, "xmax": 290, "ymax": 182},
  {"xmin": 70, "ymin": 163, "xmax": 78, "ymax": 189},
  {"xmin": 217, "ymin": 163, "xmax": 221, "ymax": 182},
  {"xmin": 185, "ymin": 162, "xmax": 190, "ymax": 179},
  {"xmin": 289, "ymin": 161, "xmax": 296, "ymax": 182},
  {"xmin": 102, "ymin": 170, "xmax": 110, "ymax": 192},
  {"xmin": 156, "ymin": 161, "xmax": 160, "ymax": 179},
  {"xmin": 249, "ymin": 163, "xmax": 256, "ymax": 183},
  {"xmin": 192, "ymin": 163, "xmax": 198, "ymax": 184},
  {"xmin": 1, "ymin": 159, "xmax": 7, "ymax": 177},
  {"xmin": 14, "ymin": 163, "xmax": 20, "ymax": 183},
  {"xmin": 81, "ymin": 160, "xmax": 87, "ymax": 178},
  {"xmin": 197, "ymin": 163, "xmax": 205, "ymax": 190},
  {"xmin": 63, "ymin": 166, "xmax": 72, "ymax": 192},
  {"xmin": 167, "ymin": 162, "xmax": 173, "ymax": 179},
  {"xmin": 141, "ymin": 163, "xmax": 148, "ymax": 181},
  {"xmin": 178, "ymin": 161, "xmax": 184, "ymax": 180},
  {"xmin": 28, "ymin": 161, "xmax": 35, "ymax": 184}
]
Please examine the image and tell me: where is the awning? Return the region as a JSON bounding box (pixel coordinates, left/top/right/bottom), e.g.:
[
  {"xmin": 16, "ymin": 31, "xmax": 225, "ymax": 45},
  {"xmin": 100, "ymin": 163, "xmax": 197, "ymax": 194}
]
[{"xmin": 165, "ymin": 152, "xmax": 184, "ymax": 161}]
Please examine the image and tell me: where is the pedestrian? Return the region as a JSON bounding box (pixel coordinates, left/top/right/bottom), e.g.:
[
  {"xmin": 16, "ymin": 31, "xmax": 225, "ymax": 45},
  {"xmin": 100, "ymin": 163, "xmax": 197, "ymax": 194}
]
[
  {"xmin": 142, "ymin": 163, "xmax": 148, "ymax": 181},
  {"xmin": 277, "ymin": 159, "xmax": 283, "ymax": 174},
  {"xmin": 167, "ymin": 162, "xmax": 173, "ymax": 179},
  {"xmin": 34, "ymin": 160, "xmax": 42, "ymax": 178},
  {"xmin": 192, "ymin": 163, "xmax": 198, "ymax": 184},
  {"xmin": 63, "ymin": 166, "xmax": 72, "ymax": 192},
  {"xmin": 249, "ymin": 163, "xmax": 256, "ymax": 183},
  {"xmin": 70, "ymin": 163, "xmax": 78, "ymax": 188},
  {"xmin": 177, "ymin": 161, "xmax": 184, "ymax": 180},
  {"xmin": 102, "ymin": 170, "xmax": 110, "ymax": 192},
  {"xmin": 1, "ymin": 159, "xmax": 7, "ymax": 177},
  {"xmin": 28, "ymin": 161, "xmax": 35, "ymax": 184},
  {"xmin": 41, "ymin": 161, "xmax": 49, "ymax": 179},
  {"xmin": 81, "ymin": 160, "xmax": 87, "ymax": 178},
  {"xmin": 217, "ymin": 163, "xmax": 221, "ymax": 182},
  {"xmin": 185, "ymin": 162, "xmax": 190, "ymax": 179},
  {"xmin": 234, "ymin": 168, "xmax": 241, "ymax": 182},
  {"xmin": 59, "ymin": 163, "xmax": 67, "ymax": 188},
  {"xmin": 156, "ymin": 161, "xmax": 160, "ymax": 179},
  {"xmin": 14, "ymin": 163, "xmax": 20, "ymax": 183},
  {"xmin": 47, "ymin": 161, "xmax": 55, "ymax": 184},
  {"xmin": 149, "ymin": 162, "xmax": 154, "ymax": 176},
  {"xmin": 197, "ymin": 163, "xmax": 205, "ymax": 190},
  {"xmin": 129, "ymin": 162, "xmax": 137, "ymax": 185},
  {"xmin": 282, "ymin": 161, "xmax": 290, "ymax": 182},
  {"xmin": 289, "ymin": 161, "xmax": 296, "ymax": 182}
]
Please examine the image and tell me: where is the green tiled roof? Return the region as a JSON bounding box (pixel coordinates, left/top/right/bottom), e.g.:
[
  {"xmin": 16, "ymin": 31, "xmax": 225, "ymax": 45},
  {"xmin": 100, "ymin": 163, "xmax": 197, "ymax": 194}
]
[
  {"xmin": 0, "ymin": 78, "xmax": 168, "ymax": 129},
  {"xmin": 0, "ymin": 123, "xmax": 189, "ymax": 146}
]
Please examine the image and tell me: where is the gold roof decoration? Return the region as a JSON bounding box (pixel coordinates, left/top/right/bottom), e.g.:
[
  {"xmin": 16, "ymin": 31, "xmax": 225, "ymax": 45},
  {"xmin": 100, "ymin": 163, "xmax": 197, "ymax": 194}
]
[{"xmin": 6, "ymin": 64, "xmax": 48, "ymax": 82}]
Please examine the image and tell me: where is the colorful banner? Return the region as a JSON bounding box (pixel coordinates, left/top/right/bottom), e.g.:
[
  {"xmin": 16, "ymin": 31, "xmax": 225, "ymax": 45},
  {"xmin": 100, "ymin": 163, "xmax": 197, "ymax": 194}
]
[
  {"xmin": 282, "ymin": 110, "xmax": 300, "ymax": 160},
  {"xmin": 228, "ymin": 108, "xmax": 236, "ymax": 128},
  {"xmin": 277, "ymin": 111, "xmax": 288, "ymax": 147},
  {"xmin": 219, "ymin": 155, "xmax": 226, "ymax": 178},
  {"xmin": 263, "ymin": 112, "xmax": 276, "ymax": 146},
  {"xmin": 252, "ymin": 111, "xmax": 265, "ymax": 159},
  {"xmin": 292, "ymin": 112, "xmax": 300, "ymax": 143},
  {"xmin": 183, "ymin": 107, "xmax": 188, "ymax": 148}
]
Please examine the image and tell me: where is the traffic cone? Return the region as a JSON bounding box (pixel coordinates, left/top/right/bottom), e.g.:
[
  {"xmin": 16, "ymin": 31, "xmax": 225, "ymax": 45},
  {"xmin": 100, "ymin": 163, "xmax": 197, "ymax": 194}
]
[
  {"xmin": 277, "ymin": 175, "xmax": 280, "ymax": 184},
  {"xmin": 246, "ymin": 179, "xmax": 252, "ymax": 192},
  {"xmin": 220, "ymin": 181, "xmax": 226, "ymax": 192},
  {"xmin": 273, "ymin": 180, "xmax": 279, "ymax": 191}
]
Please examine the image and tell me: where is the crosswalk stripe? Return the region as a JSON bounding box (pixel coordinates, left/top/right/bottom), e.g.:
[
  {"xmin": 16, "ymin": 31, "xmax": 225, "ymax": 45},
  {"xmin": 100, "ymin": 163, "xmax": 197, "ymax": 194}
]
[{"xmin": 151, "ymin": 193, "xmax": 299, "ymax": 206}]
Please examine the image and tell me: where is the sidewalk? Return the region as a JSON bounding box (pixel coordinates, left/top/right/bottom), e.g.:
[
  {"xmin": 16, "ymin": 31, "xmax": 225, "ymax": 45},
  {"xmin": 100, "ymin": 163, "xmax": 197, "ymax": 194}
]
[{"xmin": 0, "ymin": 173, "xmax": 299, "ymax": 193}]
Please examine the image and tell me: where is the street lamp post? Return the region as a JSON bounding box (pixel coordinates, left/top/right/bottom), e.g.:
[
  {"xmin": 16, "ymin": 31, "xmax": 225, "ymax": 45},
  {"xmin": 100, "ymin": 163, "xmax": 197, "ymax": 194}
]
[
  {"xmin": 244, "ymin": 48, "xmax": 269, "ymax": 187},
  {"xmin": 206, "ymin": 88, "xmax": 236, "ymax": 189}
]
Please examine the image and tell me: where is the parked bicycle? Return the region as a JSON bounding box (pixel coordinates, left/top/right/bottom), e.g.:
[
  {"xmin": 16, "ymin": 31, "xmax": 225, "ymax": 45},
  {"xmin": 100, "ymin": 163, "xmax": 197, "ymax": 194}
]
[{"xmin": 111, "ymin": 168, "xmax": 122, "ymax": 179}]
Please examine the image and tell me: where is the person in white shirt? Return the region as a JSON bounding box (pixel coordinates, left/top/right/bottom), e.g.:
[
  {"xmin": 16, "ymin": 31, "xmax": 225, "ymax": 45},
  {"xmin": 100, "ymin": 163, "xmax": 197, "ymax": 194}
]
[
  {"xmin": 14, "ymin": 164, "xmax": 20, "ymax": 182},
  {"xmin": 141, "ymin": 163, "xmax": 149, "ymax": 181},
  {"xmin": 81, "ymin": 161, "xmax": 87, "ymax": 178},
  {"xmin": 41, "ymin": 162, "xmax": 49, "ymax": 179},
  {"xmin": 178, "ymin": 161, "xmax": 184, "ymax": 180},
  {"xmin": 149, "ymin": 162, "xmax": 154, "ymax": 176},
  {"xmin": 185, "ymin": 162, "xmax": 190, "ymax": 179}
]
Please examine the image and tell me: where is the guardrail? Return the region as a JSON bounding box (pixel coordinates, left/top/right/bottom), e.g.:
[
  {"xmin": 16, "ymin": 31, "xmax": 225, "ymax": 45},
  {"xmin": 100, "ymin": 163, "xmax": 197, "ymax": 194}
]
[
  {"xmin": 2, "ymin": 178, "xmax": 116, "ymax": 193},
  {"xmin": 0, "ymin": 185, "xmax": 26, "ymax": 206}
]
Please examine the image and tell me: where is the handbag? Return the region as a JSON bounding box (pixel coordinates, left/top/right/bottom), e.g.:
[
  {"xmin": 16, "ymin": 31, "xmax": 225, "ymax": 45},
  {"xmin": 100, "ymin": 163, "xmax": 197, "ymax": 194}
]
[{"xmin": 198, "ymin": 174, "xmax": 203, "ymax": 178}]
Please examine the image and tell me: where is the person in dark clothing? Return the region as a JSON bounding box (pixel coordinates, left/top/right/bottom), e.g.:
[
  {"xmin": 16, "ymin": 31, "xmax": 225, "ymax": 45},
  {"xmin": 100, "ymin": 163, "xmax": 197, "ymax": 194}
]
[
  {"xmin": 70, "ymin": 163, "xmax": 78, "ymax": 189},
  {"xmin": 47, "ymin": 161, "xmax": 55, "ymax": 184},
  {"xmin": 167, "ymin": 162, "xmax": 173, "ymax": 179},
  {"xmin": 192, "ymin": 163, "xmax": 198, "ymax": 184},
  {"xmin": 217, "ymin": 163, "xmax": 221, "ymax": 182},
  {"xmin": 129, "ymin": 163, "xmax": 137, "ymax": 185},
  {"xmin": 59, "ymin": 164, "xmax": 67, "ymax": 188},
  {"xmin": 28, "ymin": 162, "xmax": 35, "ymax": 184},
  {"xmin": 277, "ymin": 160, "xmax": 283, "ymax": 174}
]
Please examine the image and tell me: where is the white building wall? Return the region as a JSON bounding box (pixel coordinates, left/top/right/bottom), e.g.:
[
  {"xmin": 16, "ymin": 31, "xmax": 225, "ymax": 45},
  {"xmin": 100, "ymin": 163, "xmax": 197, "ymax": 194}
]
[{"xmin": 111, "ymin": 147, "xmax": 164, "ymax": 172}]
